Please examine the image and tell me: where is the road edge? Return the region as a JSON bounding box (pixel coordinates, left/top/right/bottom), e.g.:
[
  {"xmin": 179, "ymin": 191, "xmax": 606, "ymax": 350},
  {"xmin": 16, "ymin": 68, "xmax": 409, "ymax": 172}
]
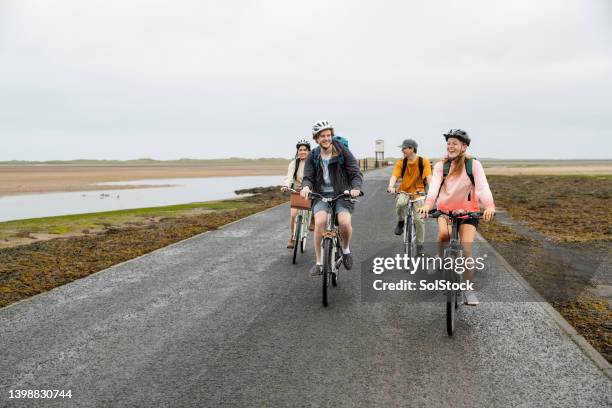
[
  {"xmin": 477, "ymin": 232, "xmax": 612, "ymax": 379},
  {"xmin": 0, "ymin": 201, "xmax": 289, "ymax": 313}
]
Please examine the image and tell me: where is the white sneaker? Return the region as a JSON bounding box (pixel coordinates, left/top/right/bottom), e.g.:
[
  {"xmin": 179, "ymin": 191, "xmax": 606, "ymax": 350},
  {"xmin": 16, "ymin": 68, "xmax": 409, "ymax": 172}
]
[{"xmin": 463, "ymin": 290, "xmax": 479, "ymax": 306}]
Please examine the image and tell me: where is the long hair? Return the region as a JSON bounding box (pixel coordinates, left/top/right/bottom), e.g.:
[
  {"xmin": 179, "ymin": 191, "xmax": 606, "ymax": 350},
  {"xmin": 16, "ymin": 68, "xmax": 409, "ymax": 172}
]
[{"xmin": 445, "ymin": 153, "xmax": 473, "ymax": 177}]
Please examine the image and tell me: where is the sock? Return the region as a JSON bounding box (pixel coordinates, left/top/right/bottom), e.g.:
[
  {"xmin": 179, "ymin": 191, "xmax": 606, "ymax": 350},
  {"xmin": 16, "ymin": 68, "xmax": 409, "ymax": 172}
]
[{"xmin": 342, "ymin": 247, "xmax": 350, "ymax": 254}]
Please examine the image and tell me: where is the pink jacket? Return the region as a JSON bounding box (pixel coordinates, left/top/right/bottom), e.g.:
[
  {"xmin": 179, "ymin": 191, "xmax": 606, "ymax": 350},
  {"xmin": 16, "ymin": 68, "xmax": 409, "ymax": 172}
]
[{"xmin": 425, "ymin": 159, "xmax": 495, "ymax": 213}]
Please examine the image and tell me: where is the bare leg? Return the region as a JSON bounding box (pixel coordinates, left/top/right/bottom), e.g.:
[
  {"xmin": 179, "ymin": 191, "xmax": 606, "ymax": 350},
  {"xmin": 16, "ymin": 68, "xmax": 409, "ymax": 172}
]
[
  {"xmin": 289, "ymin": 208, "xmax": 298, "ymax": 238},
  {"xmin": 313, "ymin": 211, "xmax": 327, "ymax": 264},
  {"xmin": 337, "ymin": 212, "xmax": 352, "ymax": 251},
  {"xmin": 437, "ymin": 216, "xmax": 451, "ymax": 257},
  {"xmin": 458, "ymin": 223, "xmax": 477, "ymax": 286}
]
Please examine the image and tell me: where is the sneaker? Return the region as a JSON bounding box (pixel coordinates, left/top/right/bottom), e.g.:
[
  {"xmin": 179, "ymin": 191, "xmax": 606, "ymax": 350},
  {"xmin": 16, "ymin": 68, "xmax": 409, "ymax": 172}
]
[
  {"xmin": 310, "ymin": 264, "xmax": 322, "ymax": 277},
  {"xmin": 287, "ymin": 239, "xmax": 295, "ymax": 249},
  {"xmin": 464, "ymin": 290, "xmax": 479, "ymax": 306},
  {"xmin": 416, "ymin": 244, "xmax": 424, "ymax": 256},
  {"xmin": 342, "ymin": 253, "xmax": 353, "ymax": 270},
  {"xmin": 394, "ymin": 221, "xmax": 405, "ymax": 235}
]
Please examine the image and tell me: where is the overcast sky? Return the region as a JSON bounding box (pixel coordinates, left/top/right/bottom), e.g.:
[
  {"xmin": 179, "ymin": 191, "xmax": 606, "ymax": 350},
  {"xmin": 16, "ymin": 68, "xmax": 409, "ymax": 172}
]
[{"xmin": 1, "ymin": 0, "xmax": 611, "ymax": 160}]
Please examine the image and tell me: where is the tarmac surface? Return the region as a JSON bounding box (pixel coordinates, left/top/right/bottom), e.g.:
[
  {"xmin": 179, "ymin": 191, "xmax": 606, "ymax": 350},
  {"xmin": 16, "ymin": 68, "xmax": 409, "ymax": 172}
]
[{"xmin": 1, "ymin": 168, "xmax": 610, "ymax": 407}]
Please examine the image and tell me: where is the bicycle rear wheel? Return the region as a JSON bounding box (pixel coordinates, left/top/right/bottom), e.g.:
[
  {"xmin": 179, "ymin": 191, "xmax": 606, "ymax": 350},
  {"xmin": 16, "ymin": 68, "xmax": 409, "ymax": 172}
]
[
  {"xmin": 322, "ymin": 238, "xmax": 333, "ymax": 307},
  {"xmin": 292, "ymin": 215, "xmax": 302, "ymax": 264}
]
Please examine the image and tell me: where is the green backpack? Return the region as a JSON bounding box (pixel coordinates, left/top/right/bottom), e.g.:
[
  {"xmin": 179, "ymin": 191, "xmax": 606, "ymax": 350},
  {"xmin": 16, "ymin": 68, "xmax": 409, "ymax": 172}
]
[{"xmin": 441, "ymin": 158, "xmax": 475, "ymax": 201}]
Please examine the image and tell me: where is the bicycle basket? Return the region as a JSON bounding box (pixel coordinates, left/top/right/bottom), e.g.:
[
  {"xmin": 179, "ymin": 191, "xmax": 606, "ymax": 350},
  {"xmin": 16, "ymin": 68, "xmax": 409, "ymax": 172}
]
[{"xmin": 290, "ymin": 192, "xmax": 312, "ymax": 209}]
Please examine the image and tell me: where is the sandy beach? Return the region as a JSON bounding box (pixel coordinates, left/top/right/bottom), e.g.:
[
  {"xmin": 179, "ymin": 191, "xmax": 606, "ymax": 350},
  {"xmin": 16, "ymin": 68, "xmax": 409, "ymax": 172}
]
[
  {"xmin": 0, "ymin": 164, "xmax": 289, "ymax": 197},
  {"xmin": 1, "ymin": 161, "xmax": 610, "ymax": 198}
]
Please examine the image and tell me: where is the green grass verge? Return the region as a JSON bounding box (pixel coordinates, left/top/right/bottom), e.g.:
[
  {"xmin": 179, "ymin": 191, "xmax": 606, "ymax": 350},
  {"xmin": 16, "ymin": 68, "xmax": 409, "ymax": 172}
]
[{"xmin": 0, "ymin": 200, "xmax": 252, "ymax": 242}]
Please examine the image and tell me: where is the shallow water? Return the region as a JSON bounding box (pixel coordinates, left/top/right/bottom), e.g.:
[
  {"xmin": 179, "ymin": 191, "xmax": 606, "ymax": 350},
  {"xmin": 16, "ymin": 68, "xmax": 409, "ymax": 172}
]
[{"xmin": 0, "ymin": 175, "xmax": 282, "ymax": 222}]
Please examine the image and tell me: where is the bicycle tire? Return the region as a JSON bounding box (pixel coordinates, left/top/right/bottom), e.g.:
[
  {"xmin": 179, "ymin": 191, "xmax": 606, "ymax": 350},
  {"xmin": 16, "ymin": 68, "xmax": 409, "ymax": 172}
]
[
  {"xmin": 332, "ymin": 238, "xmax": 341, "ymax": 287},
  {"xmin": 404, "ymin": 214, "xmax": 416, "ymax": 258},
  {"xmin": 444, "ymin": 250, "xmax": 458, "ymax": 336},
  {"xmin": 292, "ymin": 215, "xmax": 302, "ymax": 264},
  {"xmin": 403, "ymin": 214, "xmax": 409, "ymax": 255},
  {"xmin": 300, "ymin": 214, "xmax": 308, "ymax": 254},
  {"xmin": 446, "ymin": 271, "xmax": 457, "ymax": 336},
  {"xmin": 322, "ymin": 238, "xmax": 333, "ymax": 307}
]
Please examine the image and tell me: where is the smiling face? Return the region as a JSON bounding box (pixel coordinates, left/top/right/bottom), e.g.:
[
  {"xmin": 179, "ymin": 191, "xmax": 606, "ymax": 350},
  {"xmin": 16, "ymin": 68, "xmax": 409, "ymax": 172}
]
[
  {"xmin": 316, "ymin": 129, "xmax": 333, "ymax": 149},
  {"xmin": 297, "ymin": 145, "xmax": 309, "ymax": 159},
  {"xmin": 446, "ymin": 137, "xmax": 467, "ymax": 159}
]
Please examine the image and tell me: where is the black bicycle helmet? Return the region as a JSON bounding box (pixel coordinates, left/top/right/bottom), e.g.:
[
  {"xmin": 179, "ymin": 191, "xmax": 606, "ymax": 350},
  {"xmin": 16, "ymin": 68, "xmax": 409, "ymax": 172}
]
[{"xmin": 443, "ymin": 129, "xmax": 471, "ymax": 146}]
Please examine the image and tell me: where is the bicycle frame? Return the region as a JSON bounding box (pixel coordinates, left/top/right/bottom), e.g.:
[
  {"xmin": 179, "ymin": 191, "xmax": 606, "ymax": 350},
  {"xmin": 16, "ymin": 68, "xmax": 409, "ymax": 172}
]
[
  {"xmin": 395, "ymin": 191, "xmax": 425, "ymax": 257},
  {"xmin": 293, "ymin": 208, "xmax": 311, "ymax": 241},
  {"xmin": 286, "ymin": 188, "xmax": 313, "ymax": 264}
]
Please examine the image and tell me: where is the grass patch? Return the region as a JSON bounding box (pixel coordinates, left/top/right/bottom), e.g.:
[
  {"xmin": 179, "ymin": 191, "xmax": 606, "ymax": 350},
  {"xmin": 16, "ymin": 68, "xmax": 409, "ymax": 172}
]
[{"xmin": 0, "ymin": 200, "xmax": 253, "ymax": 244}]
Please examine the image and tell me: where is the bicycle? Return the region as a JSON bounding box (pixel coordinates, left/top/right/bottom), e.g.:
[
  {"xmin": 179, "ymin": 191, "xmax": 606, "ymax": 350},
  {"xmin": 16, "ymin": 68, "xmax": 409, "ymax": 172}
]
[
  {"xmin": 308, "ymin": 190, "xmax": 364, "ymax": 307},
  {"xmin": 392, "ymin": 191, "xmax": 426, "ymax": 257},
  {"xmin": 286, "ymin": 188, "xmax": 312, "ymax": 264},
  {"xmin": 429, "ymin": 209, "xmax": 482, "ymax": 336}
]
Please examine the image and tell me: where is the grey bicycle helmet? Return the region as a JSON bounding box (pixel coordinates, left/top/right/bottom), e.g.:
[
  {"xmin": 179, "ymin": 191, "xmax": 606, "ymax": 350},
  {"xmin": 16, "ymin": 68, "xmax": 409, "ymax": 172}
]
[{"xmin": 443, "ymin": 129, "xmax": 471, "ymax": 146}]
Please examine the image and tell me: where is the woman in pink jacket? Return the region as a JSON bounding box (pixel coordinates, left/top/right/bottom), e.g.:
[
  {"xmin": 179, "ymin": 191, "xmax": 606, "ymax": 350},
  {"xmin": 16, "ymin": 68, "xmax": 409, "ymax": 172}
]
[{"xmin": 418, "ymin": 129, "xmax": 495, "ymax": 305}]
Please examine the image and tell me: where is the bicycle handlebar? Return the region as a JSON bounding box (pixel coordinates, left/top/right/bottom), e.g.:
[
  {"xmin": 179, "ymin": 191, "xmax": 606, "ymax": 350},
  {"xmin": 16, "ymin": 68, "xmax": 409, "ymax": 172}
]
[
  {"xmin": 307, "ymin": 190, "xmax": 364, "ymax": 202},
  {"xmin": 429, "ymin": 209, "xmax": 483, "ymax": 219},
  {"xmin": 391, "ymin": 191, "xmax": 426, "ymax": 201}
]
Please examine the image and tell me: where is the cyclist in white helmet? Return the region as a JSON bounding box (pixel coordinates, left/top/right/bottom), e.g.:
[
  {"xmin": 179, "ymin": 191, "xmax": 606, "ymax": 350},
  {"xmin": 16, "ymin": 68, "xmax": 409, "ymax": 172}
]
[
  {"xmin": 301, "ymin": 120, "xmax": 363, "ymax": 276},
  {"xmin": 282, "ymin": 139, "xmax": 311, "ymax": 248}
]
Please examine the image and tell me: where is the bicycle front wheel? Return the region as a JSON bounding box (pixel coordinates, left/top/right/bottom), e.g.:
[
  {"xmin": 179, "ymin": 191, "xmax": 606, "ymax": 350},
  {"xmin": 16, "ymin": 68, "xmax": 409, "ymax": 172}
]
[
  {"xmin": 292, "ymin": 214, "xmax": 302, "ymax": 264},
  {"xmin": 300, "ymin": 212, "xmax": 309, "ymax": 254},
  {"xmin": 322, "ymin": 238, "xmax": 333, "ymax": 307},
  {"xmin": 404, "ymin": 215, "xmax": 416, "ymax": 258}
]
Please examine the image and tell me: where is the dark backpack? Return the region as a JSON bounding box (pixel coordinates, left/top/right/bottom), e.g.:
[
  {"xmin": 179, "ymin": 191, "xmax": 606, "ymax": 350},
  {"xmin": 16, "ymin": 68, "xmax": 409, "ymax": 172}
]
[
  {"xmin": 400, "ymin": 156, "xmax": 428, "ymax": 188},
  {"xmin": 441, "ymin": 157, "xmax": 475, "ymax": 201},
  {"xmin": 310, "ymin": 140, "xmax": 346, "ymax": 168}
]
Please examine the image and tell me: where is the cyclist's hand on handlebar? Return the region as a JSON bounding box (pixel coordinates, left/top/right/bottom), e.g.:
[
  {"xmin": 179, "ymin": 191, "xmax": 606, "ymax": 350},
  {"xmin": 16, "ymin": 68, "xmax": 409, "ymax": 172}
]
[
  {"xmin": 300, "ymin": 187, "xmax": 310, "ymax": 198},
  {"xmin": 387, "ymin": 186, "xmax": 396, "ymax": 194},
  {"xmin": 483, "ymin": 208, "xmax": 495, "ymax": 222},
  {"xmin": 350, "ymin": 189, "xmax": 361, "ymax": 198},
  {"xmin": 418, "ymin": 204, "xmax": 432, "ymax": 218}
]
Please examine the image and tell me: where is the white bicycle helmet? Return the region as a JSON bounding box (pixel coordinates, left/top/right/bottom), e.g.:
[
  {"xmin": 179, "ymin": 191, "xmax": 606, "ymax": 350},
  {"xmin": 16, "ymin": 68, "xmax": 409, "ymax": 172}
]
[
  {"xmin": 296, "ymin": 139, "xmax": 311, "ymax": 149},
  {"xmin": 312, "ymin": 120, "xmax": 333, "ymax": 138}
]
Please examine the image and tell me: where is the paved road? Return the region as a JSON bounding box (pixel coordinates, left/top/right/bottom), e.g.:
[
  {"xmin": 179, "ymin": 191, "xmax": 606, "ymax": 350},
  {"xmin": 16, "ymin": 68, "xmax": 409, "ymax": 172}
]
[{"xmin": 1, "ymin": 168, "xmax": 610, "ymax": 407}]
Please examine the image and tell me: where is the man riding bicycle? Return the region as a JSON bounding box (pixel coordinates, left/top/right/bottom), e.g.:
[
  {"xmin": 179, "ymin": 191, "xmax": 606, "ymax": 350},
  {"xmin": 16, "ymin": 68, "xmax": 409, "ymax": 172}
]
[
  {"xmin": 300, "ymin": 120, "xmax": 363, "ymax": 277},
  {"xmin": 387, "ymin": 139, "xmax": 432, "ymax": 255}
]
